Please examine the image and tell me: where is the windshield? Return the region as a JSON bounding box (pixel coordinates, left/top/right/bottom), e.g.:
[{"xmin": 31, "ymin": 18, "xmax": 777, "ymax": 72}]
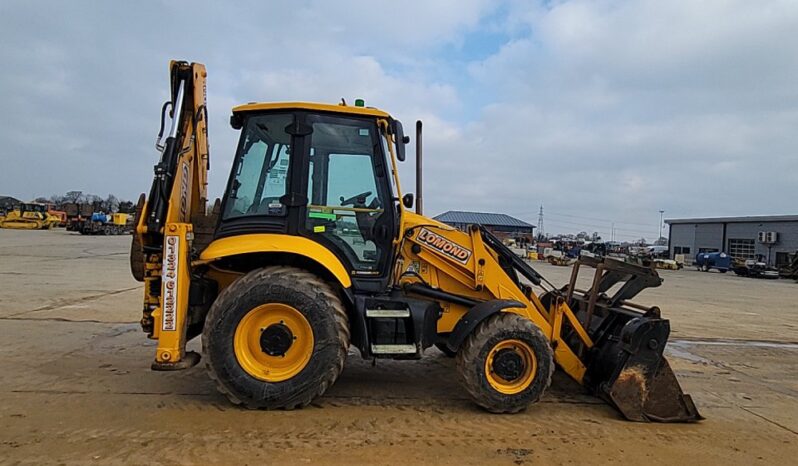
[{"xmin": 223, "ymin": 114, "xmax": 293, "ymax": 219}]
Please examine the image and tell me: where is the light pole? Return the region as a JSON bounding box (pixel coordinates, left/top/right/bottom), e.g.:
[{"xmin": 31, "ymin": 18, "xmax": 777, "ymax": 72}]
[{"xmin": 658, "ymin": 210, "xmax": 665, "ymax": 243}]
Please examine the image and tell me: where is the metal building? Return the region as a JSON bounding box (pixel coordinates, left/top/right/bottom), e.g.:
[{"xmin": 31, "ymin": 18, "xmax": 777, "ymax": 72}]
[
  {"xmin": 666, "ymin": 215, "xmax": 798, "ymax": 266},
  {"xmin": 434, "ymin": 211, "xmax": 535, "ymax": 235}
]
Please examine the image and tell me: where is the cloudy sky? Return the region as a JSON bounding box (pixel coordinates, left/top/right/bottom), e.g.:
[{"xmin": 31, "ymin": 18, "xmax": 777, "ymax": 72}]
[{"xmin": 1, "ymin": 0, "xmax": 797, "ymax": 241}]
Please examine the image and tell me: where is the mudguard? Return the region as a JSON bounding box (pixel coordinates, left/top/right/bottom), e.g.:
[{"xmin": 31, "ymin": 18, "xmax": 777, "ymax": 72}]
[{"xmin": 446, "ymin": 299, "xmax": 525, "ymax": 352}]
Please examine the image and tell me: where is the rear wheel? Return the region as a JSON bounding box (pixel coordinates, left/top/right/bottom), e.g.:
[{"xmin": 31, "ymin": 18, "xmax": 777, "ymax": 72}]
[
  {"xmin": 203, "ymin": 266, "xmax": 349, "ymax": 409},
  {"xmin": 456, "ymin": 313, "xmax": 553, "ymax": 413}
]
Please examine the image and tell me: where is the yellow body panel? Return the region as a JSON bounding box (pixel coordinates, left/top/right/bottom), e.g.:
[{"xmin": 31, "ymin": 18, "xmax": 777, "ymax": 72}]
[
  {"xmin": 233, "ymin": 101, "xmax": 391, "ymax": 118},
  {"xmin": 200, "ymin": 233, "xmax": 352, "ymax": 289}
]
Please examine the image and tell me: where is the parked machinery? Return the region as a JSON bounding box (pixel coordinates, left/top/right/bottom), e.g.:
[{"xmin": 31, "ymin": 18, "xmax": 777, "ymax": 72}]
[
  {"xmin": 732, "ymin": 259, "xmax": 780, "ymax": 279},
  {"xmin": 76, "ymin": 212, "xmax": 131, "ymax": 235},
  {"xmin": 694, "ymin": 252, "xmax": 731, "ymax": 273},
  {"xmin": 65, "ymin": 203, "xmax": 94, "ymax": 232},
  {"xmin": 778, "ymin": 251, "xmax": 798, "ymax": 282},
  {"xmin": 0, "ymin": 203, "xmax": 61, "ymax": 230}
]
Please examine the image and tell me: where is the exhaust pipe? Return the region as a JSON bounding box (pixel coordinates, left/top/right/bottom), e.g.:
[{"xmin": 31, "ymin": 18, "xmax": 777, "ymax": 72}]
[{"xmin": 415, "ymin": 120, "xmax": 423, "ymax": 215}]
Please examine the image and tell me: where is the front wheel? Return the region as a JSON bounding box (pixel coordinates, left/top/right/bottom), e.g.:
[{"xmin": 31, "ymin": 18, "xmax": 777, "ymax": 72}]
[
  {"xmin": 456, "ymin": 313, "xmax": 554, "ymax": 413},
  {"xmin": 203, "ymin": 266, "xmax": 349, "ymax": 409}
]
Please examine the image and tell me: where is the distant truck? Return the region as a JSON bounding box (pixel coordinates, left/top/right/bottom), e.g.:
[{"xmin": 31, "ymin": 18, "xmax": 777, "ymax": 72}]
[
  {"xmin": 694, "ymin": 252, "xmax": 731, "ymax": 273},
  {"xmin": 64, "ymin": 203, "xmax": 94, "ymax": 232},
  {"xmin": 646, "ymin": 245, "xmax": 669, "ymax": 258},
  {"xmin": 72, "ymin": 212, "xmax": 132, "ymax": 235}
]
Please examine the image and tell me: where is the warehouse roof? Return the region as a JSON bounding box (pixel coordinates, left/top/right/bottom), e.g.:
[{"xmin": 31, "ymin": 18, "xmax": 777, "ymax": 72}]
[
  {"xmin": 666, "ymin": 215, "xmax": 798, "ymax": 225},
  {"xmin": 434, "ymin": 211, "xmax": 535, "ymax": 228}
]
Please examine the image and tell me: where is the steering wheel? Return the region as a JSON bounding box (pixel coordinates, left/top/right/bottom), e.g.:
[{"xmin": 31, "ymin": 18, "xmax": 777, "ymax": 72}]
[{"xmin": 339, "ymin": 191, "xmax": 372, "ymax": 207}]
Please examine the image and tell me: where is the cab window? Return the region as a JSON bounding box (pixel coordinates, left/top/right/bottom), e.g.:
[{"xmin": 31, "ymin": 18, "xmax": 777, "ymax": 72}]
[{"xmin": 223, "ymin": 114, "xmax": 293, "ymax": 219}]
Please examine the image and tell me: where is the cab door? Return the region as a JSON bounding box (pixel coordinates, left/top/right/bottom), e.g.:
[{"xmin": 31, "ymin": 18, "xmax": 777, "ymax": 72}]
[{"xmin": 302, "ymin": 114, "xmax": 396, "ymax": 287}]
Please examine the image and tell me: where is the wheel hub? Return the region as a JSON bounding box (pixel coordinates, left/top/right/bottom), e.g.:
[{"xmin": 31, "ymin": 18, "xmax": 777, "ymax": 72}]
[
  {"xmin": 492, "ymin": 348, "xmax": 525, "ymax": 382},
  {"xmin": 259, "ymin": 323, "xmax": 294, "ymax": 356}
]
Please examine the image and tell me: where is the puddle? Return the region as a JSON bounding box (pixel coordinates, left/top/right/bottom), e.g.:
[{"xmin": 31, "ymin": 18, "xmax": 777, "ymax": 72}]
[
  {"xmin": 666, "ymin": 338, "xmax": 798, "ymax": 365},
  {"xmin": 671, "ymin": 339, "xmax": 798, "ymax": 350}
]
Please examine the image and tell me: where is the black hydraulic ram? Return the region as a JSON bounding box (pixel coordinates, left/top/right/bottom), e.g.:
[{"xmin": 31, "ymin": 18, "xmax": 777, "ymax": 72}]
[{"xmin": 145, "ymin": 63, "xmax": 191, "ymax": 237}]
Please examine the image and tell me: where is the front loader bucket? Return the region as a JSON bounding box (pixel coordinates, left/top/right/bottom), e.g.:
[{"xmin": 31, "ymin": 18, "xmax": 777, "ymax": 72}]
[
  {"xmin": 559, "ymin": 256, "xmax": 702, "ymax": 422},
  {"xmin": 586, "ymin": 315, "xmax": 702, "ymax": 422},
  {"xmin": 607, "ymin": 357, "xmax": 701, "ymax": 422}
]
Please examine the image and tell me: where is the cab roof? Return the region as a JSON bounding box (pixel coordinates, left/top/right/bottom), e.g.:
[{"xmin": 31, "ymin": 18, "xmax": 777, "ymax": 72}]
[{"xmin": 232, "ymin": 101, "xmax": 392, "ymax": 119}]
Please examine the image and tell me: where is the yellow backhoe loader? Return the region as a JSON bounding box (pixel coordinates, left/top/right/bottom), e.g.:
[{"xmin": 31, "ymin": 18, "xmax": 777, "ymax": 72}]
[
  {"xmin": 0, "ymin": 202, "xmax": 61, "ymax": 230},
  {"xmin": 130, "ymin": 61, "xmax": 701, "ymax": 422}
]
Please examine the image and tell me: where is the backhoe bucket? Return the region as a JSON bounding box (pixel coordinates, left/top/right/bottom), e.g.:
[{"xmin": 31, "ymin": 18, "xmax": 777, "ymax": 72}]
[{"xmin": 585, "ymin": 315, "xmax": 702, "ymax": 422}]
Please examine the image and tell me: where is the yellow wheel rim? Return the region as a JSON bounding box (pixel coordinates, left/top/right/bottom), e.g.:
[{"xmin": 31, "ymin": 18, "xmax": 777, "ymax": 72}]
[
  {"xmin": 485, "ymin": 339, "xmax": 537, "ymax": 395},
  {"xmin": 233, "ymin": 303, "xmax": 314, "ymax": 382}
]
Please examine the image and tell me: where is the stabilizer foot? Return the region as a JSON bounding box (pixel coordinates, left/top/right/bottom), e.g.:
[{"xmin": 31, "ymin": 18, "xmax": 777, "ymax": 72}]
[{"xmin": 151, "ymin": 351, "xmax": 201, "ymax": 371}]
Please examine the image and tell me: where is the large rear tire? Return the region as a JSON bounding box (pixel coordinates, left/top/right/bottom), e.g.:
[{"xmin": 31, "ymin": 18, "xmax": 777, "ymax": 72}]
[
  {"xmin": 203, "ymin": 266, "xmax": 349, "ymax": 409},
  {"xmin": 456, "ymin": 313, "xmax": 554, "ymax": 413}
]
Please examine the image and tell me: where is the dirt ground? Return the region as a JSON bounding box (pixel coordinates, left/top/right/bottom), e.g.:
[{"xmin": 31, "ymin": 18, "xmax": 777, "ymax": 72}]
[{"xmin": 1, "ymin": 229, "xmax": 797, "ymax": 465}]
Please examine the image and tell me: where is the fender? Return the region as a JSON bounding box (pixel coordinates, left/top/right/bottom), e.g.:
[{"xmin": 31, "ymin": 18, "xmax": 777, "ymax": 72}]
[
  {"xmin": 446, "ymin": 299, "xmax": 525, "ymax": 352},
  {"xmin": 199, "ymin": 233, "xmax": 352, "ymax": 288}
]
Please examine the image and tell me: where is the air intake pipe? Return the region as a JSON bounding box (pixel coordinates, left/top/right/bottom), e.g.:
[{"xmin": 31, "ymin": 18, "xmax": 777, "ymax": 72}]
[{"xmin": 415, "ymin": 120, "xmax": 423, "ymax": 215}]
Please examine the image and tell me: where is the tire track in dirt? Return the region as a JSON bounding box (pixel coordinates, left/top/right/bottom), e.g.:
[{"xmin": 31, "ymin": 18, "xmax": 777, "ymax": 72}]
[{"xmin": 3, "ymin": 287, "xmax": 139, "ymax": 318}]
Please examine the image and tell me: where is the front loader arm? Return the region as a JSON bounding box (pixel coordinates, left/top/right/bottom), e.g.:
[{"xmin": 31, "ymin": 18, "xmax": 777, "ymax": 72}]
[
  {"xmin": 133, "ymin": 61, "xmax": 209, "ymax": 369},
  {"xmin": 397, "ymin": 217, "xmax": 592, "ymax": 382}
]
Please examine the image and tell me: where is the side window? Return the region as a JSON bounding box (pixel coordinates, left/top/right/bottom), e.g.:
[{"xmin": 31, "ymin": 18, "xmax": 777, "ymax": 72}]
[
  {"xmin": 223, "ymin": 114, "xmax": 293, "ymax": 219},
  {"xmin": 327, "ymin": 154, "xmax": 379, "ymax": 209}
]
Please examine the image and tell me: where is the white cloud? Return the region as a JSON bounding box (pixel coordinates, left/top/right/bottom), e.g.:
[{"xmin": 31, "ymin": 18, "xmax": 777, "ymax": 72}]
[{"xmin": 1, "ymin": 0, "xmax": 797, "ymax": 241}]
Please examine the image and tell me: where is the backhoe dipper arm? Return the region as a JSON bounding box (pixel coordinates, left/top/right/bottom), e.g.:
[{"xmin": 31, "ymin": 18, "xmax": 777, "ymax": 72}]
[
  {"xmin": 143, "ymin": 61, "xmax": 209, "ymax": 237},
  {"xmin": 134, "ymin": 61, "xmax": 209, "ymax": 369}
]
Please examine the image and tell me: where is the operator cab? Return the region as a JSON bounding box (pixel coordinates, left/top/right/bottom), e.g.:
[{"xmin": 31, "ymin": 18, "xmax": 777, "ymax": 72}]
[{"xmin": 217, "ymin": 102, "xmax": 407, "ymax": 291}]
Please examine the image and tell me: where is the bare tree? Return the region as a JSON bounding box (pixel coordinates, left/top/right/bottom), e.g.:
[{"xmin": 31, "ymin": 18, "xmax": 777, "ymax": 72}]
[
  {"xmin": 105, "ymin": 194, "xmax": 119, "ymax": 212},
  {"xmin": 49, "ymin": 194, "xmax": 66, "ymax": 206},
  {"xmin": 64, "ymin": 191, "xmax": 84, "ymax": 204},
  {"xmin": 84, "ymin": 194, "xmax": 103, "ymax": 212},
  {"xmin": 118, "ymin": 200, "xmax": 135, "ymax": 213}
]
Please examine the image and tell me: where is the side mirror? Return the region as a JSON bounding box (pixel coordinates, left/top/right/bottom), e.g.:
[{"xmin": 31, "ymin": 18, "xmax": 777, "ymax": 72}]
[
  {"xmin": 392, "ymin": 120, "xmax": 407, "ymax": 161},
  {"xmin": 230, "ymin": 113, "xmax": 243, "ymax": 130},
  {"xmin": 402, "ymin": 193, "xmax": 414, "ymax": 209}
]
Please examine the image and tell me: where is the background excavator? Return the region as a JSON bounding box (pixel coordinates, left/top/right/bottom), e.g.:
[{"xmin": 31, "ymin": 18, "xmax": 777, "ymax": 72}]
[
  {"xmin": 0, "ymin": 202, "xmax": 61, "ymax": 230},
  {"xmin": 129, "ymin": 60, "xmax": 701, "ymax": 422}
]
